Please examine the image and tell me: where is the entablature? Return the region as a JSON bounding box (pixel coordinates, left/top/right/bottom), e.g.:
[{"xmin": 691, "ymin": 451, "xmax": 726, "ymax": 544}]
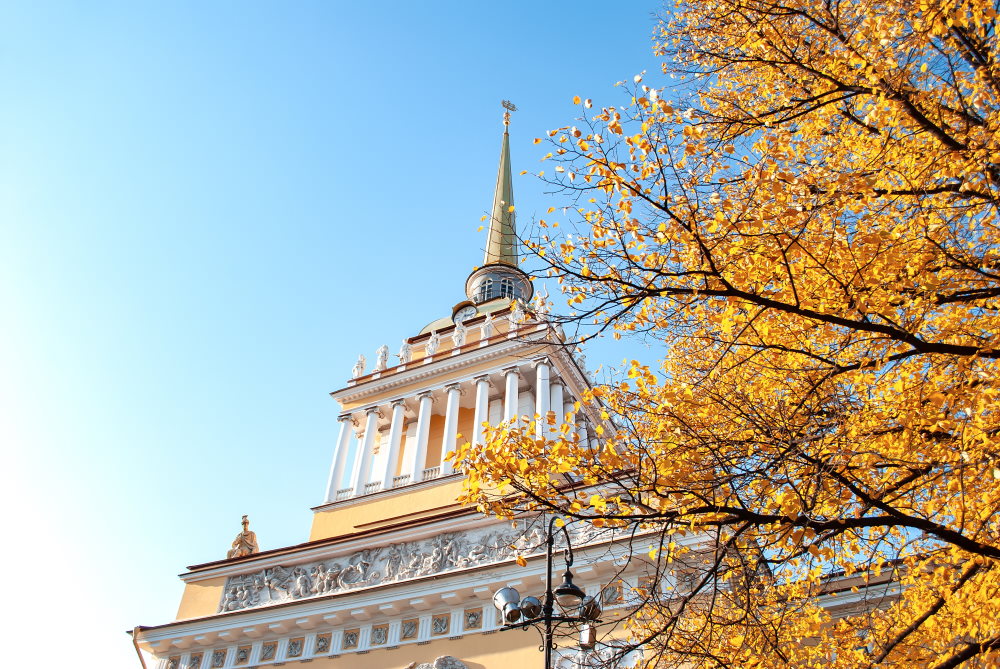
[
  {"xmin": 332, "ymin": 322, "xmax": 553, "ymax": 407},
  {"xmin": 139, "ymin": 521, "xmax": 654, "ymax": 660}
]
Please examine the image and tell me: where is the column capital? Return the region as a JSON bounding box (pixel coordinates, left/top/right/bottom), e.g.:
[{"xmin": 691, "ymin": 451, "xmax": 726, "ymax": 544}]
[
  {"xmin": 444, "ymin": 382, "xmax": 464, "ymax": 395},
  {"xmin": 417, "ymin": 390, "xmax": 434, "ymax": 401},
  {"xmin": 473, "ymin": 374, "xmax": 495, "ymax": 392},
  {"xmin": 502, "ymin": 365, "xmax": 521, "ymax": 377},
  {"xmin": 337, "ymin": 413, "xmax": 352, "ymax": 424},
  {"xmin": 365, "ymin": 406, "xmax": 385, "ymax": 420},
  {"xmin": 531, "ymin": 356, "xmax": 552, "ymax": 370},
  {"xmin": 390, "ymin": 399, "xmax": 406, "ymax": 409}
]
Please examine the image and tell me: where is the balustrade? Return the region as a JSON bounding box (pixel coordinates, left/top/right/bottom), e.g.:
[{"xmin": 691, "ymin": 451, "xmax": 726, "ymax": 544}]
[{"xmin": 355, "ymin": 312, "xmax": 531, "ymax": 378}]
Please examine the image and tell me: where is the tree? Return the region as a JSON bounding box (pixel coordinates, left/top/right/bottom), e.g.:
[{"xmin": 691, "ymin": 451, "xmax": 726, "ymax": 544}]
[{"xmin": 452, "ymin": 1, "xmax": 1000, "ymax": 667}]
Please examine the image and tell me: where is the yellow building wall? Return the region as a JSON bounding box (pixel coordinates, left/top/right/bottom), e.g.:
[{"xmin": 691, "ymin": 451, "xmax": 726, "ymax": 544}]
[
  {"xmin": 177, "ymin": 481, "xmax": 469, "ymax": 620},
  {"xmin": 456, "ymin": 406, "xmax": 475, "ymax": 447},
  {"xmin": 176, "ymin": 576, "xmax": 227, "ymax": 621},
  {"xmin": 426, "ymin": 414, "xmax": 445, "ymax": 465},
  {"xmin": 309, "ymin": 479, "xmax": 466, "ymax": 541}
]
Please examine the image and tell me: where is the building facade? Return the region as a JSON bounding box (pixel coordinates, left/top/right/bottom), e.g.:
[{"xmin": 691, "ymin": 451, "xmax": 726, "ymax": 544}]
[{"xmin": 132, "ymin": 111, "xmax": 648, "ymax": 669}]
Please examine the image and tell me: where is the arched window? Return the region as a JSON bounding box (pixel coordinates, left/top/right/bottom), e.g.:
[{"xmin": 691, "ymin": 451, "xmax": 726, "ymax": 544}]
[
  {"xmin": 500, "ymin": 278, "xmax": 515, "ymax": 298},
  {"xmin": 477, "ymin": 278, "xmax": 494, "ymax": 303}
]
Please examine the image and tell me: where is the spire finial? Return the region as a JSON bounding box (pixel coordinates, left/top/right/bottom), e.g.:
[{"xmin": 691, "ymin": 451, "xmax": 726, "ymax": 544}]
[
  {"xmin": 502, "ymin": 99, "xmax": 517, "ymax": 128},
  {"xmin": 484, "ymin": 100, "xmax": 518, "ymax": 266}
]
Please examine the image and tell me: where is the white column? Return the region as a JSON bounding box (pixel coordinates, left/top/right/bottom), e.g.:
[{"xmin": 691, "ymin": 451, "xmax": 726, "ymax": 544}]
[
  {"xmin": 472, "ymin": 375, "xmax": 491, "ymax": 447},
  {"xmin": 534, "ymin": 360, "xmax": 551, "ymax": 439},
  {"xmin": 588, "ymin": 420, "xmax": 600, "ymax": 452},
  {"xmin": 380, "ymin": 400, "xmax": 407, "ymax": 491},
  {"xmin": 550, "ymin": 379, "xmax": 565, "ymax": 438},
  {"xmin": 503, "ymin": 367, "xmax": 520, "ymax": 422},
  {"xmin": 410, "ymin": 391, "xmax": 434, "ymax": 482},
  {"xmin": 440, "ymin": 383, "xmax": 462, "ymax": 475},
  {"xmin": 324, "ymin": 414, "xmax": 354, "ymax": 502},
  {"xmin": 563, "ymin": 398, "xmax": 576, "ymax": 442},
  {"xmin": 351, "ymin": 407, "xmax": 381, "ymax": 495}
]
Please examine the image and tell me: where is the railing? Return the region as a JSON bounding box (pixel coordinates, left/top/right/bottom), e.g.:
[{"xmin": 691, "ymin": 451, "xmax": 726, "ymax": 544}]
[
  {"xmin": 330, "ymin": 469, "xmax": 448, "ymax": 503},
  {"xmin": 350, "ymin": 312, "xmax": 541, "ymax": 383}
]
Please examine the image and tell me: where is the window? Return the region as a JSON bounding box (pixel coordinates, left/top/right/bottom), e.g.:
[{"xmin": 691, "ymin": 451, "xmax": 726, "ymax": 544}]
[
  {"xmin": 500, "ymin": 277, "xmax": 515, "ymax": 298},
  {"xmin": 477, "ymin": 278, "xmax": 494, "ymax": 303}
]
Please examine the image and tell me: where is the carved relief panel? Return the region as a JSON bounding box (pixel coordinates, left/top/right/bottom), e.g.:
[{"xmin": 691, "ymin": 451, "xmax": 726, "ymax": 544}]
[{"xmin": 217, "ymin": 519, "xmax": 610, "ymax": 613}]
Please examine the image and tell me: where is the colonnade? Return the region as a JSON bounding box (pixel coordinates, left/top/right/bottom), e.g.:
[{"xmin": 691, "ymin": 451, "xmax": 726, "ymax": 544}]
[{"xmin": 323, "ymin": 359, "xmax": 587, "ymax": 503}]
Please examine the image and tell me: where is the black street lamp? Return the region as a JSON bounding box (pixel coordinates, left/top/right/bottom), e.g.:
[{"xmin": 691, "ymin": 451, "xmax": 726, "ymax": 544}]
[{"xmin": 492, "ymin": 517, "xmax": 603, "ymax": 669}]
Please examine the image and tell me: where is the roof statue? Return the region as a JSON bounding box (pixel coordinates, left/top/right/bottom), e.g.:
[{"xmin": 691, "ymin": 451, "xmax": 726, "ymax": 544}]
[
  {"xmin": 226, "ymin": 514, "xmax": 259, "ymax": 559},
  {"xmin": 375, "ymin": 344, "xmax": 389, "ymax": 371},
  {"xmin": 484, "ymin": 100, "xmax": 518, "ymax": 266},
  {"xmin": 398, "ymin": 339, "xmax": 412, "ymax": 364}
]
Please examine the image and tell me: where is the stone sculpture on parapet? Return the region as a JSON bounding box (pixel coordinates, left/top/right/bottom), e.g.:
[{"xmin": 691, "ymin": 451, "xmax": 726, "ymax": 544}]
[{"xmin": 226, "ymin": 515, "xmax": 259, "ymax": 559}]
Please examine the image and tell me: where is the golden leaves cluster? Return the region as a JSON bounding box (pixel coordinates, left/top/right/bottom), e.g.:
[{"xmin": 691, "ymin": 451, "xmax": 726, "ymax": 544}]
[{"xmin": 453, "ymin": 1, "xmax": 1000, "ymax": 667}]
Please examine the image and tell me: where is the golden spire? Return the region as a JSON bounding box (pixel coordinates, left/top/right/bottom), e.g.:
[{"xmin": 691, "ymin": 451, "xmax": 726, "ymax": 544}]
[{"xmin": 484, "ymin": 100, "xmax": 518, "ymax": 266}]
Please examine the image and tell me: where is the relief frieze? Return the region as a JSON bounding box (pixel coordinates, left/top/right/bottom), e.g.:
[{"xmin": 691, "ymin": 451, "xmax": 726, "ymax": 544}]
[{"xmin": 218, "ymin": 519, "xmax": 607, "ymax": 613}]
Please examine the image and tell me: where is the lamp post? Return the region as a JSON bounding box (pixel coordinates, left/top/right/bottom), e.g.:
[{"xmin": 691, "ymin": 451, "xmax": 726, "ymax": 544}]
[{"xmin": 492, "ymin": 517, "xmax": 602, "ymax": 669}]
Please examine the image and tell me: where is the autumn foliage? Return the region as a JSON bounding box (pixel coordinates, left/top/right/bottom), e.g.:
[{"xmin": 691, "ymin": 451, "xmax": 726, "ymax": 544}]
[{"xmin": 453, "ymin": 1, "xmax": 1000, "ymax": 667}]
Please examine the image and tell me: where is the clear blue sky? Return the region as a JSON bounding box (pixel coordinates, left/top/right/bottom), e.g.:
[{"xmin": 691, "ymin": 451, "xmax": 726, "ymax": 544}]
[{"xmin": 0, "ymin": 3, "xmax": 663, "ymax": 666}]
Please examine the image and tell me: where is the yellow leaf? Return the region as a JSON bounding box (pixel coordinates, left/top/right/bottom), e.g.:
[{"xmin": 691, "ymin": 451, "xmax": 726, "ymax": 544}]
[
  {"xmin": 573, "ymin": 95, "xmax": 581, "ymax": 104},
  {"xmin": 515, "ymin": 555, "xmax": 527, "ymax": 567}
]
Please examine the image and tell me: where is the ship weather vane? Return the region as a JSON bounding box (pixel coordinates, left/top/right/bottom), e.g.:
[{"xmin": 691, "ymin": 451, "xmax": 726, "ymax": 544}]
[{"xmin": 502, "ymin": 99, "xmax": 517, "ymax": 126}]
